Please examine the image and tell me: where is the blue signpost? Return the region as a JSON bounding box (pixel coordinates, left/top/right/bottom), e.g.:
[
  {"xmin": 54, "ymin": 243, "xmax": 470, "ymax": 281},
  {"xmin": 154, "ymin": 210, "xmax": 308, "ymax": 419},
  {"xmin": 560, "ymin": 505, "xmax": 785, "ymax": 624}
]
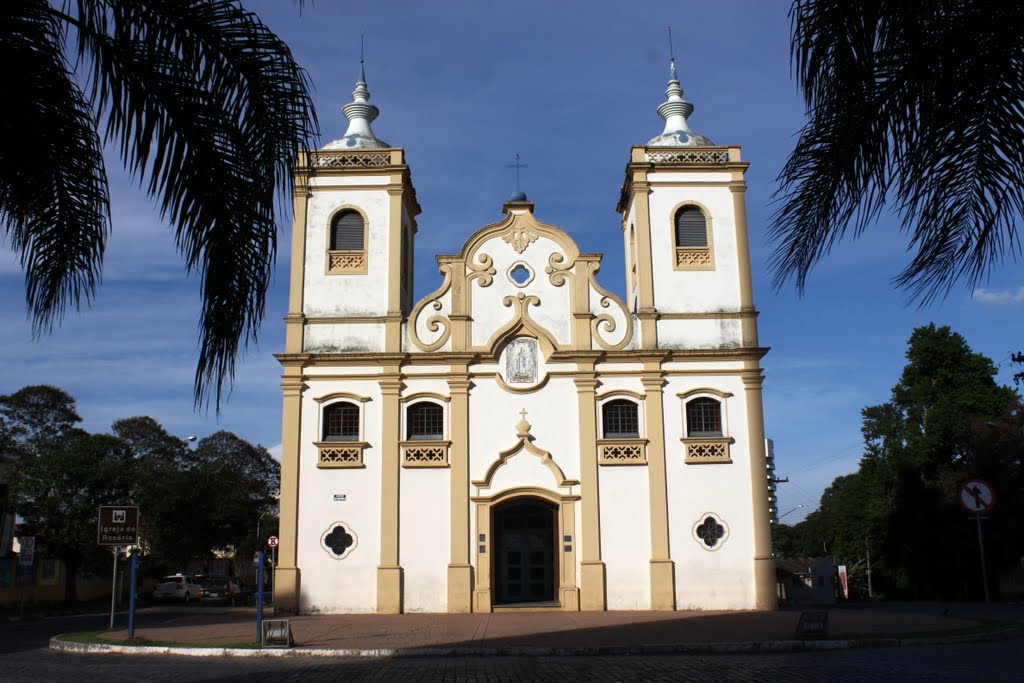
[
  {"xmin": 256, "ymin": 550, "xmax": 265, "ymax": 643},
  {"xmin": 127, "ymin": 552, "xmax": 138, "ymax": 638}
]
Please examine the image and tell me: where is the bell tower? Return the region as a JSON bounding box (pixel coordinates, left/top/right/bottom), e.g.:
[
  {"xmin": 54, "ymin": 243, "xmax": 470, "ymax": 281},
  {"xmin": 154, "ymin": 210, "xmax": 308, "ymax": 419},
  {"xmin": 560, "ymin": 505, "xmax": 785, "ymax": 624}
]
[
  {"xmin": 285, "ymin": 62, "xmax": 420, "ymax": 356},
  {"xmin": 617, "ymin": 61, "xmax": 757, "ymax": 352}
]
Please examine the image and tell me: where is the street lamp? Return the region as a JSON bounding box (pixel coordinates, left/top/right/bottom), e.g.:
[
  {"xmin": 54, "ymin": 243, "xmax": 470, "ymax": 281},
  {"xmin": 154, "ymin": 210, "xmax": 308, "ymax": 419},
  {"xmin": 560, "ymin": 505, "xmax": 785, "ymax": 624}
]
[
  {"xmin": 256, "ymin": 510, "xmax": 269, "ymax": 546},
  {"xmin": 777, "ymin": 504, "xmax": 804, "ymax": 522}
]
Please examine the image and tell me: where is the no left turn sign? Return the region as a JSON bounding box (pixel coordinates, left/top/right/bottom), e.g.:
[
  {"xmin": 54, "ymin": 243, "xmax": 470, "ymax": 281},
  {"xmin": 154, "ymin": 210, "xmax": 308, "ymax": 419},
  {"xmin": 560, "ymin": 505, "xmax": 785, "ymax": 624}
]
[{"xmin": 959, "ymin": 479, "xmax": 995, "ymax": 514}]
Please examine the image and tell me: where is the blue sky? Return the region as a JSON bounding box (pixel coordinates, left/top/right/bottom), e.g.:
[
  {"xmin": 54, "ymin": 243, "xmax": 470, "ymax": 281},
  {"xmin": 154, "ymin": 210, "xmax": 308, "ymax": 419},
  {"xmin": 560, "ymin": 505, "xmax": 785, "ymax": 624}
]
[{"xmin": 2, "ymin": 1, "xmax": 1020, "ymax": 523}]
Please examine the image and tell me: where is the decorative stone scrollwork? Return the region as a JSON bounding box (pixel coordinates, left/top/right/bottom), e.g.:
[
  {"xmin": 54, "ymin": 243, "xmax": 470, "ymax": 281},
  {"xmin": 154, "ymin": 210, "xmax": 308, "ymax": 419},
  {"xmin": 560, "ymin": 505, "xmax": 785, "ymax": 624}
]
[
  {"xmin": 402, "ymin": 444, "xmax": 449, "ymax": 467},
  {"xmin": 645, "ymin": 149, "xmax": 730, "ymax": 165},
  {"xmin": 409, "ymin": 264, "xmax": 453, "ymax": 352},
  {"xmin": 545, "ymin": 251, "xmax": 573, "ymax": 287},
  {"xmin": 598, "ymin": 440, "xmax": 647, "ymax": 465},
  {"xmin": 316, "ymin": 443, "xmax": 365, "ymax": 468},
  {"xmin": 502, "ymin": 226, "xmax": 539, "ymax": 254},
  {"xmin": 328, "ymin": 251, "xmax": 366, "ymax": 272},
  {"xmin": 682, "ymin": 438, "xmax": 732, "ymax": 464},
  {"xmin": 311, "ymin": 152, "xmax": 391, "ymax": 168},
  {"xmin": 676, "ymin": 248, "xmax": 712, "ymax": 268},
  {"xmin": 466, "ymin": 252, "xmax": 496, "ymax": 288},
  {"xmin": 588, "ymin": 262, "xmax": 633, "ymax": 351}
]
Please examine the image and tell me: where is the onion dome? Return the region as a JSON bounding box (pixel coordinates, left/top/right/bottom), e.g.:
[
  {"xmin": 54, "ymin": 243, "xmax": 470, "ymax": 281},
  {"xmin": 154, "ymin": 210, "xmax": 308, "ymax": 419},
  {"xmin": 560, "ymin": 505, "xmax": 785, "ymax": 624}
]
[
  {"xmin": 646, "ymin": 60, "xmax": 713, "ymax": 147},
  {"xmin": 322, "ymin": 61, "xmax": 390, "ymax": 150}
]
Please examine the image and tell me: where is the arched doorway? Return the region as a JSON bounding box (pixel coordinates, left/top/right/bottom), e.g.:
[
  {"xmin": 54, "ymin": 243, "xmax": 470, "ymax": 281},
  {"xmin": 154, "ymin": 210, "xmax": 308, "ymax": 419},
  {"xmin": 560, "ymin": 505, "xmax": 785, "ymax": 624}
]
[{"xmin": 492, "ymin": 498, "xmax": 558, "ymax": 604}]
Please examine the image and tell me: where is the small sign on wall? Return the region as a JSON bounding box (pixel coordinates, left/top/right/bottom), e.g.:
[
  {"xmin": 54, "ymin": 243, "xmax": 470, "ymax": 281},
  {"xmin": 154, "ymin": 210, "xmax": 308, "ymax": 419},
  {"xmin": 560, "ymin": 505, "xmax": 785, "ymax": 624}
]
[{"xmin": 333, "ymin": 494, "xmax": 347, "ymax": 501}]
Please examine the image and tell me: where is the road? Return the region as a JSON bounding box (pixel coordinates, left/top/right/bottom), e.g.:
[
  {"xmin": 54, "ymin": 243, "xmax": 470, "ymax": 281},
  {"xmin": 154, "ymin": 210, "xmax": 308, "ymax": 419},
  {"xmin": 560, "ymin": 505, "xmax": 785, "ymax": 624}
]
[{"xmin": 1, "ymin": 607, "xmax": 1020, "ymax": 682}]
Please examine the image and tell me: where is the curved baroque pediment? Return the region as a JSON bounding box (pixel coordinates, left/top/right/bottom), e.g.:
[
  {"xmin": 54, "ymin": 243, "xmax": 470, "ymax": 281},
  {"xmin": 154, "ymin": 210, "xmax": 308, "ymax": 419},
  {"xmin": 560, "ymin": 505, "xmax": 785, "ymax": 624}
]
[{"xmin": 409, "ymin": 204, "xmax": 633, "ymax": 355}]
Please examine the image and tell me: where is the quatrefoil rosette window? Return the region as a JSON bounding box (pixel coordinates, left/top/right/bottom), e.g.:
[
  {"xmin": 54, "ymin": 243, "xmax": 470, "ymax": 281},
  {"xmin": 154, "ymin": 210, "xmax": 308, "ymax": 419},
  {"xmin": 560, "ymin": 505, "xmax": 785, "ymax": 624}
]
[
  {"xmin": 691, "ymin": 513, "xmax": 729, "ymax": 551},
  {"xmin": 321, "ymin": 521, "xmax": 358, "ymax": 560}
]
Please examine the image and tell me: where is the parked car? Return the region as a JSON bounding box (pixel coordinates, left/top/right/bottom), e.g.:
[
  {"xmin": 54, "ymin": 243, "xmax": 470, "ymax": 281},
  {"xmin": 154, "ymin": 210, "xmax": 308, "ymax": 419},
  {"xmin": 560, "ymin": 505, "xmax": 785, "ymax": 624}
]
[
  {"xmin": 152, "ymin": 574, "xmax": 202, "ymax": 604},
  {"xmin": 198, "ymin": 575, "xmax": 245, "ymax": 606}
]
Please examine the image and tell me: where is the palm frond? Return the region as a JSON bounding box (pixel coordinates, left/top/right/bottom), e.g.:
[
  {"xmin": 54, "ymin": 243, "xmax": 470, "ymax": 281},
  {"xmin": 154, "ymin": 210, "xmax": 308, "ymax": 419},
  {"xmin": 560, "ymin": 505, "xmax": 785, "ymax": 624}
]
[
  {"xmin": 72, "ymin": 0, "xmax": 318, "ymax": 408},
  {"xmin": 0, "ymin": 0, "xmax": 109, "ymax": 333},
  {"xmin": 771, "ymin": 0, "xmax": 1024, "ymax": 301}
]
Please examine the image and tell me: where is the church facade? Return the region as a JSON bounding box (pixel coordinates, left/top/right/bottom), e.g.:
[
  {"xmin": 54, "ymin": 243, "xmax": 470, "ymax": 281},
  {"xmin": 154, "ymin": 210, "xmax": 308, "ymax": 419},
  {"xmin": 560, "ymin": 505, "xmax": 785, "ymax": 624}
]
[{"xmin": 274, "ymin": 62, "xmax": 776, "ymax": 614}]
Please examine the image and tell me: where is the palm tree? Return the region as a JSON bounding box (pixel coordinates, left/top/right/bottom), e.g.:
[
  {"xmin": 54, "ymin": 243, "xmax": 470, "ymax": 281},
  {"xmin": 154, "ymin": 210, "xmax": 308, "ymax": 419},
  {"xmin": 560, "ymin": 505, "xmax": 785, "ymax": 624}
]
[
  {"xmin": 0, "ymin": 0, "xmax": 317, "ymax": 408},
  {"xmin": 770, "ymin": 1, "xmax": 1024, "ymax": 302}
]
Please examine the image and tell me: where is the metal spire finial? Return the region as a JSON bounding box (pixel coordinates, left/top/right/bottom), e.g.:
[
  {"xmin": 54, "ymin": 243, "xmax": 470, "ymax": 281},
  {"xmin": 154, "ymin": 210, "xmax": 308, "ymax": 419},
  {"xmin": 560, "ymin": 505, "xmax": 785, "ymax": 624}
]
[
  {"xmin": 359, "ymin": 33, "xmax": 366, "ymax": 83},
  {"xmin": 321, "ymin": 38, "xmax": 390, "ymax": 150},
  {"xmin": 668, "ymin": 26, "xmax": 678, "ymax": 81},
  {"xmin": 645, "ymin": 33, "xmax": 714, "ymax": 148}
]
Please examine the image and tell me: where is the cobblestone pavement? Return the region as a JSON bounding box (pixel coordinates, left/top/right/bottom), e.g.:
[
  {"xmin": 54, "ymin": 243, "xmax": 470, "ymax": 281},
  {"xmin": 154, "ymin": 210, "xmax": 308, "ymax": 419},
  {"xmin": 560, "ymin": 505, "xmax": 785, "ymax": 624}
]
[{"xmin": 2, "ymin": 641, "xmax": 1020, "ymax": 682}]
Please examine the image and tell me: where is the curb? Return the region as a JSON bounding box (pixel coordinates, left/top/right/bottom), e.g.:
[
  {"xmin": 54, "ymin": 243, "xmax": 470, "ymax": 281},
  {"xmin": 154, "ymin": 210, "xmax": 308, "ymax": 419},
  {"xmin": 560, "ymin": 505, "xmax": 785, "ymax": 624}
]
[{"xmin": 49, "ymin": 628, "xmax": 1023, "ymax": 658}]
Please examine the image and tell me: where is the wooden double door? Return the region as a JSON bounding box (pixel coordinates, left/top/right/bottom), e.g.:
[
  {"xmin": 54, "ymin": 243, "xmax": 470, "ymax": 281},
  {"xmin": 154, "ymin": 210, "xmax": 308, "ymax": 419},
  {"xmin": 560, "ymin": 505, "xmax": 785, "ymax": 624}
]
[{"xmin": 493, "ymin": 499, "xmax": 557, "ymax": 604}]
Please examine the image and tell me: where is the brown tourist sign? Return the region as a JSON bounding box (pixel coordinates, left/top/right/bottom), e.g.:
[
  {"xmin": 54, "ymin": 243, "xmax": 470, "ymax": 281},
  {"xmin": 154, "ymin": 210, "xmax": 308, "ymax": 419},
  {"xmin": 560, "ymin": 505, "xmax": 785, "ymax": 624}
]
[{"xmin": 97, "ymin": 505, "xmax": 140, "ymax": 546}]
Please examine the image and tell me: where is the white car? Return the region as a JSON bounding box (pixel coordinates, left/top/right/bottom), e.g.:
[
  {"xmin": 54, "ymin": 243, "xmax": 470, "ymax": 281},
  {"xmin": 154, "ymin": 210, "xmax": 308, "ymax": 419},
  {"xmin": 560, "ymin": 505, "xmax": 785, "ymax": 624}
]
[{"xmin": 153, "ymin": 574, "xmax": 202, "ymax": 603}]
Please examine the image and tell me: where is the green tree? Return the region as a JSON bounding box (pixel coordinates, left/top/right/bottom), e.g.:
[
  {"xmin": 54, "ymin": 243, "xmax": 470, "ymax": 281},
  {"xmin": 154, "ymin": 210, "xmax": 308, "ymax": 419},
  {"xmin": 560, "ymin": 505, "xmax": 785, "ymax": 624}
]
[
  {"xmin": 12, "ymin": 432, "xmax": 136, "ymax": 605},
  {"xmin": 0, "ymin": 0, "xmax": 318, "ymax": 408},
  {"xmin": 771, "ymin": 1, "xmax": 1024, "ymax": 301},
  {"xmin": 190, "ymin": 431, "xmax": 279, "ymax": 551},
  {"xmin": 0, "ymin": 385, "xmax": 82, "ymax": 459},
  {"xmin": 114, "ymin": 421, "xmax": 279, "ymax": 568},
  {"xmin": 111, "ymin": 416, "xmax": 193, "ymax": 563},
  {"xmin": 783, "ymin": 325, "xmax": 1020, "ymax": 600}
]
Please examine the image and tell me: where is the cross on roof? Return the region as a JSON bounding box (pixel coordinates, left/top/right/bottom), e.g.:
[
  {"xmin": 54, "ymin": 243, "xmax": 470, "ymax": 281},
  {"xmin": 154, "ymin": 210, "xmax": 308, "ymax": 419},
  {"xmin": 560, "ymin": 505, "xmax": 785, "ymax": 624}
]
[{"xmin": 506, "ymin": 154, "xmax": 528, "ymax": 195}]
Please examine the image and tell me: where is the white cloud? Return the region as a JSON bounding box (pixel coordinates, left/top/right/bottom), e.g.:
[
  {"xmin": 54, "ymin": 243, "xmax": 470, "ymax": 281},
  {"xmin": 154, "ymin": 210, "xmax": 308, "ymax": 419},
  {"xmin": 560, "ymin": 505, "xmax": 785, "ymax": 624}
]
[
  {"xmin": 972, "ymin": 286, "xmax": 1024, "ymax": 305},
  {"xmin": 267, "ymin": 443, "xmax": 283, "ymax": 462}
]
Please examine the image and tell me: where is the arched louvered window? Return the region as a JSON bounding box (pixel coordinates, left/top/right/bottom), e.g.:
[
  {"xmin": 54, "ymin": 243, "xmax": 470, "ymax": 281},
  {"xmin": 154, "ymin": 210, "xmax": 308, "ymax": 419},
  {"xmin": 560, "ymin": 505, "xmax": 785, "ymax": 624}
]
[
  {"xmin": 602, "ymin": 399, "xmax": 640, "ymax": 438},
  {"xmin": 323, "ymin": 402, "xmax": 360, "ymax": 441},
  {"xmin": 674, "ymin": 206, "xmax": 708, "ymax": 248},
  {"xmin": 686, "ymin": 398, "xmax": 722, "ymax": 437},
  {"xmin": 330, "ymin": 211, "xmax": 364, "ymax": 251},
  {"xmin": 407, "ymin": 402, "xmax": 444, "ymax": 440}
]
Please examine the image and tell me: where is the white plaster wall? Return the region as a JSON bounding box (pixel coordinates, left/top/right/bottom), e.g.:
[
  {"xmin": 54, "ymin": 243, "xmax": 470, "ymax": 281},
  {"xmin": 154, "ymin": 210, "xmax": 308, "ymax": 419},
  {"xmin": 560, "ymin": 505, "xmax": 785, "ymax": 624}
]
[
  {"xmin": 599, "ymin": 464, "xmax": 652, "ymax": 609},
  {"xmin": 469, "ymin": 236, "xmax": 572, "ymax": 349},
  {"xmin": 297, "ymin": 378, "xmax": 382, "ymax": 613},
  {"xmin": 647, "ymin": 181, "xmax": 742, "ymax": 314},
  {"xmin": 304, "ymin": 186, "xmax": 394, "ymax": 320},
  {"xmin": 399, "ymin": 466, "xmax": 450, "ymax": 612},
  {"xmin": 467, "ymin": 377, "xmax": 581, "ymax": 487},
  {"xmin": 397, "ymin": 377, "xmax": 452, "ymax": 612},
  {"xmin": 663, "ymin": 373, "xmax": 757, "ymax": 609},
  {"xmin": 304, "ymin": 323, "xmax": 384, "ymax": 354},
  {"xmin": 656, "ymin": 318, "xmax": 743, "ymax": 350}
]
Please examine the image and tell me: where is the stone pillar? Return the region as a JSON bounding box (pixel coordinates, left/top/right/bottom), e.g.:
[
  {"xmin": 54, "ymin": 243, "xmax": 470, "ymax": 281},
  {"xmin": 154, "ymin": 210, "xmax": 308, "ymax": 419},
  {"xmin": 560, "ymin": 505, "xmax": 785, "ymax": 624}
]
[
  {"xmin": 642, "ymin": 363, "xmax": 675, "ymax": 610},
  {"xmin": 377, "ymin": 372, "xmax": 403, "ymax": 613},
  {"xmin": 743, "ymin": 369, "xmax": 777, "ymax": 610},
  {"xmin": 274, "ymin": 368, "xmax": 305, "ymax": 612},
  {"xmin": 447, "ymin": 368, "xmax": 473, "ymax": 612},
  {"xmin": 575, "ymin": 368, "xmax": 606, "ymax": 610},
  {"xmin": 730, "ymin": 180, "xmax": 759, "ymax": 347}
]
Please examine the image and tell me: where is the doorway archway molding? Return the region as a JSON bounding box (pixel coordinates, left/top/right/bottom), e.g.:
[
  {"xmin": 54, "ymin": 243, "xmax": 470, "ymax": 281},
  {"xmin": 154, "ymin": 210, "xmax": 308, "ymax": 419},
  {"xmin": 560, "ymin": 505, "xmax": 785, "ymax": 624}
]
[{"xmin": 471, "ymin": 486, "xmax": 580, "ymax": 612}]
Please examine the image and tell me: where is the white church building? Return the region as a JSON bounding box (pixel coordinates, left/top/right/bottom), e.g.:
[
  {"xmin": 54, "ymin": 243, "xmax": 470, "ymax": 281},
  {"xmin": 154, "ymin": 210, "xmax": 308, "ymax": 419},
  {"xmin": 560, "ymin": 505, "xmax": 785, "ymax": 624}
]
[{"xmin": 274, "ymin": 60, "xmax": 776, "ymax": 614}]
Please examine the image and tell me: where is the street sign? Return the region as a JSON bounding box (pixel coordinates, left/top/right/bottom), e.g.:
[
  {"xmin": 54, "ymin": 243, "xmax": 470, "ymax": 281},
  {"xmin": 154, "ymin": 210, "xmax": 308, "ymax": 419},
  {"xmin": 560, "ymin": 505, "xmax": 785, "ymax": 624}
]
[
  {"xmin": 958, "ymin": 479, "xmax": 995, "ymax": 514},
  {"xmin": 268, "ymin": 535, "xmax": 279, "ymax": 548},
  {"xmin": 97, "ymin": 505, "xmax": 140, "ymax": 546},
  {"xmin": 18, "ymin": 536, "xmax": 35, "ymax": 566}
]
